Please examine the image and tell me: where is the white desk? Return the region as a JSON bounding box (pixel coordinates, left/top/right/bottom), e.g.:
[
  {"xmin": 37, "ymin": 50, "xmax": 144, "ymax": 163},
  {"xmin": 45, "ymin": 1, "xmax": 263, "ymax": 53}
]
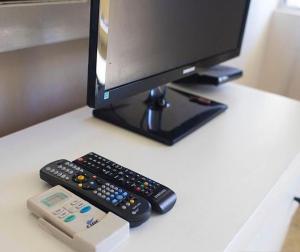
[{"xmin": 1, "ymin": 83, "xmax": 300, "ymax": 252}]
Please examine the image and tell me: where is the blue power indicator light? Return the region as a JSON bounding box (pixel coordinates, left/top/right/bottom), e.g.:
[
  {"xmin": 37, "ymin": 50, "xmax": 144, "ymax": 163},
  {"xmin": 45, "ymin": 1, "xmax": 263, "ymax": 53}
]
[{"xmin": 104, "ymin": 92, "xmax": 110, "ymax": 100}]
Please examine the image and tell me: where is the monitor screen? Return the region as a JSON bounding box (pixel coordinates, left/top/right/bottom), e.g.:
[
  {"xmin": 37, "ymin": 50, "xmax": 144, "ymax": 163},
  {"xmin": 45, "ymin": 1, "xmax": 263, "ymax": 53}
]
[{"xmin": 96, "ymin": 0, "xmax": 249, "ymax": 91}]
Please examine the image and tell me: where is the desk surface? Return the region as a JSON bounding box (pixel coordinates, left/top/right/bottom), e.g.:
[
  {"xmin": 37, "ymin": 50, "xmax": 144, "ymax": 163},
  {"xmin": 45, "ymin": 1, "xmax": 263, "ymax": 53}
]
[{"xmin": 1, "ymin": 83, "xmax": 300, "ymax": 252}]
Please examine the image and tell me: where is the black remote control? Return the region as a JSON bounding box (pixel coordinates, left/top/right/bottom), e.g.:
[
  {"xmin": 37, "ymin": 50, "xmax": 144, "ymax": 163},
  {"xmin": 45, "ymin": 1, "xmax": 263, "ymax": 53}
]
[
  {"xmin": 74, "ymin": 153, "xmax": 177, "ymax": 214},
  {"xmin": 40, "ymin": 159, "xmax": 151, "ymax": 227}
]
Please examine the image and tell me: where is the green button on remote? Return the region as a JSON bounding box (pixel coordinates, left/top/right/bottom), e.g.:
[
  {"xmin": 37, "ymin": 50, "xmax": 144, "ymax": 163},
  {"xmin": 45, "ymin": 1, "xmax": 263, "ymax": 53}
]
[{"xmin": 64, "ymin": 215, "xmax": 76, "ymax": 223}]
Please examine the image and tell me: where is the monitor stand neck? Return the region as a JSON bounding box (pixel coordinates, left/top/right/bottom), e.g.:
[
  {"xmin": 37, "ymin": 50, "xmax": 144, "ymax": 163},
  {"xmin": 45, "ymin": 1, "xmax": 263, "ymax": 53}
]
[
  {"xmin": 143, "ymin": 86, "xmax": 170, "ymax": 132},
  {"xmin": 145, "ymin": 86, "xmax": 170, "ymax": 109}
]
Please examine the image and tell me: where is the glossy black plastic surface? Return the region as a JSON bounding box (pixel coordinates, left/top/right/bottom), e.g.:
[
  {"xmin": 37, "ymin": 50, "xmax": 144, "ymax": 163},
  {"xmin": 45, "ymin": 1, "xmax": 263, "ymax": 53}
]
[
  {"xmin": 174, "ymin": 65, "xmax": 243, "ymax": 86},
  {"xmin": 74, "ymin": 152, "xmax": 177, "ymax": 214},
  {"xmin": 93, "ymin": 87, "xmax": 227, "ymax": 145}
]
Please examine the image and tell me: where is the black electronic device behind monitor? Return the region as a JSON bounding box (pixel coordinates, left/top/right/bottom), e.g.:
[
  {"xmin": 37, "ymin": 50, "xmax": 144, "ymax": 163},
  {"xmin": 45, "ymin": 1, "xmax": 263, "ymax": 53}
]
[
  {"xmin": 87, "ymin": 0, "xmax": 251, "ymax": 145},
  {"xmin": 174, "ymin": 65, "xmax": 243, "ymax": 86}
]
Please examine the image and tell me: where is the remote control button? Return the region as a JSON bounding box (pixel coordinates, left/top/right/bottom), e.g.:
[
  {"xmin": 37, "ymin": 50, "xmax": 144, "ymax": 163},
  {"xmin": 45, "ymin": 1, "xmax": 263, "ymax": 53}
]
[
  {"xmin": 78, "ymin": 183, "xmax": 83, "ymax": 188},
  {"xmin": 123, "ymin": 192, "xmax": 128, "ymax": 197},
  {"xmin": 45, "ymin": 167, "xmax": 51, "ymax": 171},
  {"xmin": 116, "ymin": 195, "xmax": 124, "ymax": 200},
  {"xmin": 77, "ymin": 175, "xmax": 85, "ymax": 181},
  {"xmin": 58, "ymin": 211, "xmax": 69, "ymax": 218},
  {"xmin": 112, "ymin": 199, "xmax": 118, "ymax": 204},
  {"xmin": 126, "ymin": 202, "xmax": 130, "ymax": 207},
  {"xmin": 70, "ymin": 200, "xmax": 79, "ymax": 206},
  {"xmin": 64, "ymin": 215, "xmax": 76, "ymax": 223},
  {"xmin": 75, "ymin": 202, "xmax": 85, "ymax": 209},
  {"xmin": 80, "ymin": 206, "xmax": 91, "ymax": 214},
  {"xmin": 129, "ymin": 199, "xmax": 135, "ymax": 205},
  {"xmin": 121, "ymin": 205, "xmax": 127, "ymax": 210},
  {"xmin": 52, "ymin": 209, "xmax": 64, "ymax": 215},
  {"xmin": 106, "ymin": 197, "xmax": 110, "ymax": 201},
  {"xmin": 81, "ymin": 182, "xmax": 97, "ymax": 191},
  {"xmin": 64, "ymin": 206, "xmax": 77, "ymax": 213}
]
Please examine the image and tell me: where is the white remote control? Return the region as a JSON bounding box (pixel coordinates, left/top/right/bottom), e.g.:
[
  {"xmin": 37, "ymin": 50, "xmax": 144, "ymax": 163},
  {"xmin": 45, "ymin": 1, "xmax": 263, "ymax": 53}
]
[{"xmin": 27, "ymin": 185, "xmax": 129, "ymax": 252}]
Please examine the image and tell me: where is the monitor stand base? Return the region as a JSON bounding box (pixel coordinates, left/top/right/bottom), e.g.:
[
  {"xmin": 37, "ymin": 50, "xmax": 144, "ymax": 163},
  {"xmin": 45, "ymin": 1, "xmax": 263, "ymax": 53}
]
[{"xmin": 93, "ymin": 86, "xmax": 227, "ymax": 146}]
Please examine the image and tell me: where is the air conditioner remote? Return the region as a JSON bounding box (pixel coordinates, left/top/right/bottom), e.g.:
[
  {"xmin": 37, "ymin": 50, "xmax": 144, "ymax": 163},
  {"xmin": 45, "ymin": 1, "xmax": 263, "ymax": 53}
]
[{"xmin": 27, "ymin": 185, "xmax": 129, "ymax": 252}]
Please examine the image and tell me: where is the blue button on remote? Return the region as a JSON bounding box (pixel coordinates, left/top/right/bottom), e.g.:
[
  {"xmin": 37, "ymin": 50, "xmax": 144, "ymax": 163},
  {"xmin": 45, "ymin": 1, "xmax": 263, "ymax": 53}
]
[
  {"xmin": 116, "ymin": 195, "xmax": 123, "ymax": 200},
  {"xmin": 80, "ymin": 205, "xmax": 91, "ymax": 213}
]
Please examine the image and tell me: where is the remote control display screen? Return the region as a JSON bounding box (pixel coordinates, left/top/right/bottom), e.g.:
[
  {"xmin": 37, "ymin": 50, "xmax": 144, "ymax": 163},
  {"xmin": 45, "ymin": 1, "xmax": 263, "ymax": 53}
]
[{"xmin": 41, "ymin": 192, "xmax": 68, "ymax": 208}]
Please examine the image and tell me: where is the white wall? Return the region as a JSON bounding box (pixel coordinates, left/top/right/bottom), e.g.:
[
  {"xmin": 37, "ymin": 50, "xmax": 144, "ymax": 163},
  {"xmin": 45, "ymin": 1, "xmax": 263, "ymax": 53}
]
[
  {"xmin": 229, "ymin": 0, "xmax": 300, "ymax": 102},
  {"xmin": 228, "ymin": 0, "xmax": 279, "ymax": 87},
  {"xmin": 0, "ymin": 2, "xmax": 89, "ymax": 137},
  {"xmin": 0, "ymin": 2, "xmax": 89, "ymax": 53},
  {"xmin": 258, "ymin": 9, "xmax": 300, "ymax": 101},
  {"xmin": 0, "ymin": 39, "xmax": 88, "ymax": 137}
]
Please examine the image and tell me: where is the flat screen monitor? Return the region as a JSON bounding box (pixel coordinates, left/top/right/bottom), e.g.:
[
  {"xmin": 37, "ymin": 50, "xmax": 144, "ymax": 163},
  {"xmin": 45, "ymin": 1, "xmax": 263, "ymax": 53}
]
[{"xmin": 87, "ymin": 0, "xmax": 251, "ymax": 145}]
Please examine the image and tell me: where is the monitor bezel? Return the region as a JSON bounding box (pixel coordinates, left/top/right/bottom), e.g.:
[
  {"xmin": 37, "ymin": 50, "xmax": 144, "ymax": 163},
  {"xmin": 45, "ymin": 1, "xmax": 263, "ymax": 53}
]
[{"xmin": 87, "ymin": 0, "xmax": 251, "ymax": 109}]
